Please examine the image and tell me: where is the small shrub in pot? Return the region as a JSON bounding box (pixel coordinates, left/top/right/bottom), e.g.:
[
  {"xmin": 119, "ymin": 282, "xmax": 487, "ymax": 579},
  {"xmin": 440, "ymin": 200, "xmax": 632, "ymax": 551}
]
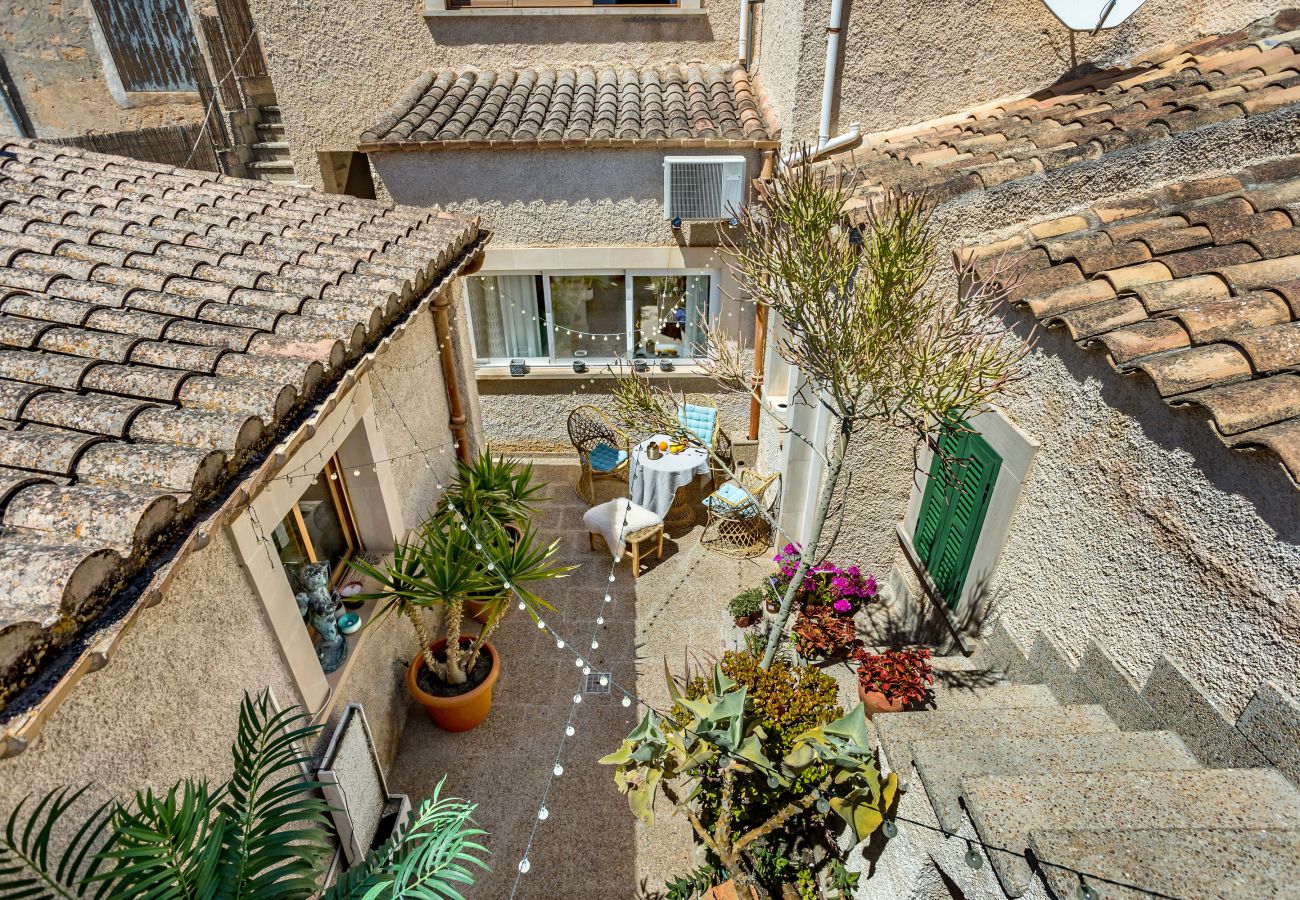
[
  {"xmin": 729, "ymin": 587, "xmax": 765, "ymax": 627},
  {"xmin": 853, "ymin": 647, "xmax": 934, "ymax": 716}
]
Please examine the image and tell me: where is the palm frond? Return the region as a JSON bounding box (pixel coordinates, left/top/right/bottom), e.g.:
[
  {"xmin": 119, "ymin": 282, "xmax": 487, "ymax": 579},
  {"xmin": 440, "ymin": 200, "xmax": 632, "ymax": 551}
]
[
  {"xmin": 214, "ymin": 691, "xmax": 332, "ymax": 900},
  {"xmin": 321, "ymin": 780, "xmax": 488, "ymax": 900},
  {"xmin": 0, "ymin": 786, "xmax": 118, "ymax": 900},
  {"xmin": 95, "ymin": 780, "xmax": 224, "ymax": 900}
]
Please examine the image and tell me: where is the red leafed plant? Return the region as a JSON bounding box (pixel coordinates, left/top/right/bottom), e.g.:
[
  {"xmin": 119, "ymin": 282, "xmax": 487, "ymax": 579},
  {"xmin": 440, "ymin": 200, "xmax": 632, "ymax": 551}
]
[
  {"xmin": 854, "ymin": 647, "xmax": 933, "ymax": 707},
  {"xmin": 793, "ymin": 604, "xmax": 861, "ymax": 660}
]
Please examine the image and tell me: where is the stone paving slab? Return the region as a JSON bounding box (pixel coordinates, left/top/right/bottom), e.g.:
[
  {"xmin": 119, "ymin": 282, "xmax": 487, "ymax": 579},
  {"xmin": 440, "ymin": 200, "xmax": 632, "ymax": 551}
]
[
  {"xmin": 962, "ymin": 768, "xmax": 1300, "ymax": 898},
  {"xmin": 1033, "ymin": 828, "xmax": 1300, "ymax": 900},
  {"xmin": 928, "ymin": 682, "xmax": 1058, "ymax": 711},
  {"xmin": 877, "ymin": 706, "xmax": 1119, "ymax": 788},
  {"xmin": 912, "ymin": 731, "xmax": 1199, "ymax": 831}
]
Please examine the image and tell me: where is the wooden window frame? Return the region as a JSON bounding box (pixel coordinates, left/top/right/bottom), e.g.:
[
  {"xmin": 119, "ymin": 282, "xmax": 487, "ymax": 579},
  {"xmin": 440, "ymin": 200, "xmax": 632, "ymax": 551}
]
[{"xmin": 278, "ymin": 456, "xmax": 361, "ymax": 590}]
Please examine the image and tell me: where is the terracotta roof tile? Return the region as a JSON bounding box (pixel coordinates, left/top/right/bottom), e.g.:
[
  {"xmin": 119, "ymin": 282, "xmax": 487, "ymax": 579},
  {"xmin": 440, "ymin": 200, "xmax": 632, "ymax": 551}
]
[
  {"xmin": 970, "ymin": 155, "xmax": 1300, "ymax": 485},
  {"xmin": 360, "ymin": 63, "xmax": 778, "ymax": 149},
  {"xmin": 835, "ymin": 11, "xmax": 1300, "ymax": 209},
  {"xmin": 0, "ymin": 138, "xmax": 483, "ymax": 713}
]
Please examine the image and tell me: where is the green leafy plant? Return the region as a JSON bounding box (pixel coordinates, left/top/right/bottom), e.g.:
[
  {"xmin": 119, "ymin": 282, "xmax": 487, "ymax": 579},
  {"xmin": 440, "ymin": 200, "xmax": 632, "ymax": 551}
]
[
  {"xmin": 352, "ymin": 450, "xmax": 575, "ymax": 686},
  {"xmin": 602, "ymin": 664, "xmax": 896, "ymax": 899},
  {"xmin": 439, "ymin": 447, "xmax": 545, "ymax": 530},
  {"xmin": 728, "ymin": 588, "xmax": 764, "ymax": 620},
  {"xmin": 664, "ymin": 863, "xmax": 726, "ymax": 900},
  {"xmin": 0, "ymin": 691, "xmax": 488, "ymax": 899},
  {"xmin": 826, "ymin": 858, "xmax": 860, "ymax": 898},
  {"xmin": 794, "ymin": 867, "xmax": 817, "ymax": 900}
]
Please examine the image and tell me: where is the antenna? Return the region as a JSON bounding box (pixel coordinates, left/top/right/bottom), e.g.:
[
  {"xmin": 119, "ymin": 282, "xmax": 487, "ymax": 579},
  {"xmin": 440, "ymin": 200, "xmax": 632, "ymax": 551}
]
[{"xmin": 1037, "ymin": 0, "xmax": 1148, "ymax": 32}]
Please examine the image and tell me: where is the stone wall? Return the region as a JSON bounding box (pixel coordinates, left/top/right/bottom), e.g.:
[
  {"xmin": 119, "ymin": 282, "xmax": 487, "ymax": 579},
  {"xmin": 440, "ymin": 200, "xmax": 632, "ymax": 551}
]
[{"xmin": 0, "ymin": 0, "xmax": 200, "ymax": 139}]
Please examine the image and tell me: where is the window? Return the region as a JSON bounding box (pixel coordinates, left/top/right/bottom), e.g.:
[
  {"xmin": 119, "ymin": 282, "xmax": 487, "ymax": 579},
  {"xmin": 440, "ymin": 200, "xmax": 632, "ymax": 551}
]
[
  {"xmin": 912, "ymin": 426, "xmax": 1002, "ymax": 609},
  {"xmin": 271, "ymin": 456, "xmax": 360, "ymax": 593},
  {"xmin": 464, "ymin": 270, "xmax": 715, "ymax": 366},
  {"xmin": 90, "ymin": 0, "xmax": 199, "ymax": 92}
]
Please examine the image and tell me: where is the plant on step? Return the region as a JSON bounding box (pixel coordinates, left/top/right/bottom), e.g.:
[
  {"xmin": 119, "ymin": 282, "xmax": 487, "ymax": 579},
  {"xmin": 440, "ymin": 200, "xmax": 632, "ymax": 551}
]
[
  {"xmin": 728, "ymin": 588, "xmax": 765, "ymax": 623},
  {"xmin": 0, "ymin": 690, "xmax": 488, "ymax": 899},
  {"xmin": 602, "ymin": 663, "xmax": 896, "ymax": 899},
  {"xmin": 352, "ymin": 450, "xmax": 574, "ymax": 686},
  {"xmin": 610, "ymin": 160, "xmax": 1027, "ymax": 670},
  {"xmin": 792, "ymin": 604, "xmax": 862, "ymax": 661},
  {"xmin": 854, "ymin": 647, "xmax": 934, "ymax": 707}
]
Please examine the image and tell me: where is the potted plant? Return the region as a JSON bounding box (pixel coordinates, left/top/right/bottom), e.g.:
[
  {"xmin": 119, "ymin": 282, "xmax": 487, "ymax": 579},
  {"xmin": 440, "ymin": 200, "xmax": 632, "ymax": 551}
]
[
  {"xmin": 603, "ymin": 653, "xmax": 897, "ymax": 899},
  {"xmin": 792, "ymin": 604, "xmax": 861, "ymax": 661},
  {"xmin": 729, "ymin": 587, "xmax": 764, "ymax": 628},
  {"xmin": 853, "ymin": 647, "xmax": 933, "ymax": 717},
  {"xmin": 352, "ymin": 475, "xmax": 573, "ymax": 732}
]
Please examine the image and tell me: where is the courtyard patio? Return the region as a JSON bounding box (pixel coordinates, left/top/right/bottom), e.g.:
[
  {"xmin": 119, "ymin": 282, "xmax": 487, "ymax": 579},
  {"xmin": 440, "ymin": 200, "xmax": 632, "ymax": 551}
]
[{"xmin": 387, "ymin": 460, "xmax": 788, "ymax": 898}]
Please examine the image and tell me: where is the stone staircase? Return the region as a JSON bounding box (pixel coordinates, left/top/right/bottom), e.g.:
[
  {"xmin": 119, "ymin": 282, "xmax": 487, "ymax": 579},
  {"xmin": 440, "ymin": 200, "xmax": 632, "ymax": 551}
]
[
  {"xmin": 246, "ymin": 105, "xmax": 296, "ymax": 184},
  {"xmin": 857, "ymin": 650, "xmax": 1300, "ymax": 900}
]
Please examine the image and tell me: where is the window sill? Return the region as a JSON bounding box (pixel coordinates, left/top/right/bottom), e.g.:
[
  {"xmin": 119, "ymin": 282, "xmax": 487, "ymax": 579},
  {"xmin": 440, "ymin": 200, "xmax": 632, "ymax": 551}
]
[
  {"xmin": 426, "ymin": 4, "xmax": 703, "ymax": 14},
  {"xmin": 475, "ymin": 362, "xmax": 707, "ymax": 380}
]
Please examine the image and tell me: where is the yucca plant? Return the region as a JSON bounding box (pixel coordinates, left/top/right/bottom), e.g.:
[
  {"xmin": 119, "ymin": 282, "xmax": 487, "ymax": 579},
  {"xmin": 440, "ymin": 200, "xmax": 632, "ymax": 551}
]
[
  {"xmin": 0, "ymin": 690, "xmax": 488, "ymax": 899},
  {"xmin": 438, "ymin": 449, "xmax": 545, "ymax": 532}
]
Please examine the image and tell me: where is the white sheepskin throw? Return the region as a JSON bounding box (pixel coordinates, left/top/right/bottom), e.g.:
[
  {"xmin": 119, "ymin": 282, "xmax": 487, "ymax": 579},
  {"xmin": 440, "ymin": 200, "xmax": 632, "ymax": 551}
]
[{"xmin": 582, "ymin": 499, "xmax": 663, "ymax": 561}]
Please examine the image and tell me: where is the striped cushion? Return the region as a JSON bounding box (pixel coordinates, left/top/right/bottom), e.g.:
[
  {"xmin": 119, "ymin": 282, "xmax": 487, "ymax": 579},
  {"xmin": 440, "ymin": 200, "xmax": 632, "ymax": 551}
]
[
  {"xmin": 589, "ymin": 443, "xmax": 627, "ymax": 472},
  {"xmin": 679, "ymin": 404, "xmax": 717, "ymax": 446}
]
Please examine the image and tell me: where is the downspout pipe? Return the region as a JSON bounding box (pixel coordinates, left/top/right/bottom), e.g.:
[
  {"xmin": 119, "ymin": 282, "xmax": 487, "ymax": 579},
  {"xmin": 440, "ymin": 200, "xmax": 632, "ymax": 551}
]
[
  {"xmin": 738, "ymin": 0, "xmax": 756, "ymax": 67},
  {"xmin": 818, "ymin": 0, "xmax": 846, "ymax": 148}
]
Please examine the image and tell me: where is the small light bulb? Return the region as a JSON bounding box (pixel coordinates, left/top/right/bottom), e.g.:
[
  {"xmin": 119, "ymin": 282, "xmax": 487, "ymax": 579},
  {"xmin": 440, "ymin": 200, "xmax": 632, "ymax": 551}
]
[
  {"xmin": 330, "ymin": 472, "xmax": 338, "ymax": 480},
  {"xmin": 583, "ymin": 666, "xmax": 590, "ymax": 675},
  {"xmin": 591, "ymin": 640, "xmax": 598, "ymax": 650},
  {"xmin": 599, "ymin": 676, "xmax": 608, "ymax": 686},
  {"xmin": 604, "ymin": 594, "xmax": 612, "ymax": 603},
  {"xmin": 518, "ymin": 858, "xmax": 531, "ymax": 874},
  {"xmin": 608, "ymin": 574, "xmax": 616, "ymax": 583},
  {"xmin": 574, "ymin": 693, "xmax": 582, "ymax": 704},
  {"xmin": 475, "ymin": 543, "xmax": 482, "ymax": 550},
  {"xmin": 622, "ymin": 696, "xmax": 632, "ymax": 708},
  {"xmin": 537, "ymin": 807, "xmax": 549, "ymax": 821},
  {"xmin": 553, "ymin": 764, "xmax": 563, "ymax": 777},
  {"xmin": 566, "ymin": 725, "xmax": 575, "ymax": 736},
  {"xmin": 518, "ymin": 601, "xmax": 526, "ymax": 610},
  {"xmin": 596, "ymin": 616, "xmax": 604, "ymax": 625},
  {"xmin": 556, "ymin": 639, "xmax": 564, "ymax": 649},
  {"xmin": 503, "ymin": 581, "xmax": 511, "ymax": 590},
  {"xmin": 537, "ymin": 619, "xmax": 546, "ymax": 629},
  {"xmin": 352, "ymin": 469, "xmax": 360, "ymax": 477},
  {"xmin": 574, "ymin": 657, "xmax": 583, "ymax": 668}
]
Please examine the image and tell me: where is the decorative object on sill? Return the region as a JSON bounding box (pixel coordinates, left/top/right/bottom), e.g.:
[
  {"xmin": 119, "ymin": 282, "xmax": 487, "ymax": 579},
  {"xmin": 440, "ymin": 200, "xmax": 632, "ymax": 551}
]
[
  {"xmin": 671, "ymin": 216, "xmax": 683, "ymax": 230},
  {"xmin": 659, "ymin": 359, "xmax": 673, "ymax": 372},
  {"xmin": 337, "ymin": 611, "xmax": 362, "ymax": 635},
  {"xmin": 728, "ymin": 586, "xmax": 764, "ymax": 628},
  {"xmin": 339, "ymin": 579, "xmax": 365, "ymax": 609},
  {"xmin": 572, "ymin": 360, "xmax": 588, "ymax": 374},
  {"xmin": 302, "ymin": 561, "xmax": 347, "ymax": 673},
  {"xmin": 853, "ymin": 646, "xmax": 933, "ymax": 718},
  {"xmin": 509, "ymin": 359, "xmax": 528, "ymax": 376},
  {"xmin": 634, "ymin": 359, "xmax": 649, "ymax": 373}
]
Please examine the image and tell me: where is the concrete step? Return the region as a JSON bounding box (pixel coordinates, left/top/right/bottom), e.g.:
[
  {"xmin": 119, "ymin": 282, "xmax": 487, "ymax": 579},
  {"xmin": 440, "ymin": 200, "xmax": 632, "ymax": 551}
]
[
  {"xmin": 912, "ymin": 731, "xmax": 1199, "ymax": 831},
  {"xmin": 1032, "ymin": 828, "xmax": 1300, "ymax": 900},
  {"xmin": 963, "ymin": 768, "xmax": 1300, "ymax": 898},
  {"xmin": 250, "ymin": 141, "xmax": 290, "ymax": 163},
  {"xmin": 877, "ymin": 706, "xmax": 1119, "ymax": 787},
  {"xmin": 259, "ymin": 104, "xmax": 282, "ymax": 123},
  {"xmin": 929, "ymin": 682, "xmax": 1057, "ymax": 710},
  {"xmin": 255, "ymin": 121, "xmax": 284, "ymax": 137}
]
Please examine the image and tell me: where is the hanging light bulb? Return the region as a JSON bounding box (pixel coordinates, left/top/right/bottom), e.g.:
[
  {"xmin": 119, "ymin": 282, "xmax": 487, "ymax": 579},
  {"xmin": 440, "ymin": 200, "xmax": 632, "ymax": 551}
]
[
  {"xmin": 537, "ymin": 619, "xmax": 546, "ymax": 630},
  {"xmin": 596, "ymin": 616, "xmax": 604, "ymax": 625},
  {"xmin": 608, "ymin": 573, "xmax": 615, "ymax": 583},
  {"xmin": 590, "ymin": 640, "xmax": 598, "ymax": 650},
  {"xmin": 582, "ymin": 666, "xmax": 590, "ymax": 675},
  {"xmin": 622, "ymin": 695, "xmax": 632, "ymax": 708},
  {"xmin": 573, "ymin": 693, "xmax": 582, "ymax": 704},
  {"xmin": 537, "ymin": 807, "xmax": 549, "ymax": 821},
  {"xmin": 565, "ymin": 725, "xmax": 575, "ymax": 737},
  {"xmin": 518, "ymin": 858, "xmax": 531, "ymax": 874},
  {"xmin": 352, "ymin": 468, "xmax": 360, "ymax": 477},
  {"xmin": 556, "ymin": 639, "xmax": 564, "ymax": 649},
  {"xmin": 553, "ymin": 764, "xmax": 563, "ymax": 777},
  {"xmin": 574, "ymin": 657, "xmax": 583, "ymax": 668},
  {"xmin": 599, "ymin": 676, "xmax": 608, "ymax": 686},
  {"xmin": 604, "ymin": 594, "xmax": 611, "ymax": 603},
  {"xmin": 518, "ymin": 600, "xmax": 526, "ymax": 611}
]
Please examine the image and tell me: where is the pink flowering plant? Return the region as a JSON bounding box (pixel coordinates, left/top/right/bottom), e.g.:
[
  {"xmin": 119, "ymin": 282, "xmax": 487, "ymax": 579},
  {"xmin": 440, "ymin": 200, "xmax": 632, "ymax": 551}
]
[{"xmin": 772, "ymin": 543, "xmax": 878, "ymax": 616}]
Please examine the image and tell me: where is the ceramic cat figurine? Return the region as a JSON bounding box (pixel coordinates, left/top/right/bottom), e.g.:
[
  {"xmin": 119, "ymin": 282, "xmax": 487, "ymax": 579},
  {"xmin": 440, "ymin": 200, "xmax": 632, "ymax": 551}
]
[{"xmin": 300, "ymin": 561, "xmax": 346, "ymax": 673}]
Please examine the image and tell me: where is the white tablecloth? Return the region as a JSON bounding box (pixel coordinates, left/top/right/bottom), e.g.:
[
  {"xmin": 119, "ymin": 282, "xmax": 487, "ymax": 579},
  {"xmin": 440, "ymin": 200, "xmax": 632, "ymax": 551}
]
[{"xmin": 630, "ymin": 434, "xmax": 710, "ymax": 517}]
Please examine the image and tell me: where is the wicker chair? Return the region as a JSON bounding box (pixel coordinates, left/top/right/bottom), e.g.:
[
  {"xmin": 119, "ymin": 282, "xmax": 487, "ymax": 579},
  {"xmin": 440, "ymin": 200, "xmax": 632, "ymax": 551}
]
[
  {"xmin": 567, "ymin": 405, "xmax": 631, "ymax": 505},
  {"xmin": 679, "ymin": 394, "xmax": 733, "ymax": 489},
  {"xmin": 701, "ymin": 469, "xmax": 780, "ymax": 558}
]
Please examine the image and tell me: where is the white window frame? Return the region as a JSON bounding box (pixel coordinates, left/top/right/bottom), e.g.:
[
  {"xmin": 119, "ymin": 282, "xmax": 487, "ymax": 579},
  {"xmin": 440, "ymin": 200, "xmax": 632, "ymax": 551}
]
[{"xmin": 463, "ymin": 267, "xmax": 720, "ymax": 369}]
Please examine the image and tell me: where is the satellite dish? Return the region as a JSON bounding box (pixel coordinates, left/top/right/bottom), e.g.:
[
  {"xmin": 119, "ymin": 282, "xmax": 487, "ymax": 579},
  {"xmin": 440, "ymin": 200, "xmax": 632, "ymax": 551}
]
[{"xmin": 1039, "ymin": 0, "xmax": 1148, "ymax": 33}]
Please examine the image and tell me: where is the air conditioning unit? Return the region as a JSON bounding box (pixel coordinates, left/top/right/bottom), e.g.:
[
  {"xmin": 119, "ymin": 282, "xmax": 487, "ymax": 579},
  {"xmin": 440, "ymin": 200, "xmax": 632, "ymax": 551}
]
[{"xmin": 663, "ymin": 156, "xmax": 746, "ymax": 222}]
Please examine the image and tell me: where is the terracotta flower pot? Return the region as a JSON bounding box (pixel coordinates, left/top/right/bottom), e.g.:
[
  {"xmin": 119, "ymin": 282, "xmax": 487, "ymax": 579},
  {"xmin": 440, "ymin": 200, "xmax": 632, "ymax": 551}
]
[
  {"xmin": 464, "ymin": 597, "xmax": 493, "ymax": 625},
  {"xmin": 408, "ymin": 637, "xmax": 500, "ymax": 732},
  {"xmin": 703, "ymin": 880, "xmax": 759, "ymax": 900},
  {"xmin": 858, "ymin": 682, "xmax": 907, "ymax": 717},
  {"xmin": 733, "ymin": 613, "xmax": 759, "ymax": 628}
]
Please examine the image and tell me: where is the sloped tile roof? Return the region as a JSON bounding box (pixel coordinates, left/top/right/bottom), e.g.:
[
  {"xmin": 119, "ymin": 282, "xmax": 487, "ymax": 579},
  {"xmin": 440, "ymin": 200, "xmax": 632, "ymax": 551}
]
[
  {"xmin": 0, "ymin": 139, "xmax": 482, "ymax": 713},
  {"xmin": 838, "ymin": 10, "xmax": 1300, "ymax": 207},
  {"xmin": 964, "ymin": 156, "xmax": 1300, "ymax": 486},
  {"xmin": 358, "ymin": 63, "xmax": 779, "ymax": 150}
]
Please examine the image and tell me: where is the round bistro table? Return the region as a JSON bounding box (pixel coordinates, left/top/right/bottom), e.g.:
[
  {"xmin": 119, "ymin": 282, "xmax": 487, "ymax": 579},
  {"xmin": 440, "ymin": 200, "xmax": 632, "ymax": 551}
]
[{"xmin": 630, "ymin": 434, "xmax": 710, "ymax": 529}]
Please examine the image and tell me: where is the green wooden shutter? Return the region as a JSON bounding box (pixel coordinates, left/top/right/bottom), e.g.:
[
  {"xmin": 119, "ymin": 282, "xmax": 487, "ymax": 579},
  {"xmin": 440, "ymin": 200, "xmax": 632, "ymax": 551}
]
[
  {"xmin": 913, "ymin": 428, "xmax": 1002, "ymax": 610},
  {"xmin": 913, "ymin": 427, "xmax": 965, "ymax": 561}
]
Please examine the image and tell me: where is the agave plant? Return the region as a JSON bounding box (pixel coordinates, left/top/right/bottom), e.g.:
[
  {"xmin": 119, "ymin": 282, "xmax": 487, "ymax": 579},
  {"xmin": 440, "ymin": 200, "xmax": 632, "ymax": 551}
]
[
  {"xmin": 600, "ymin": 665, "xmax": 896, "ymax": 897},
  {"xmin": 0, "ymin": 690, "xmax": 488, "ymax": 899}
]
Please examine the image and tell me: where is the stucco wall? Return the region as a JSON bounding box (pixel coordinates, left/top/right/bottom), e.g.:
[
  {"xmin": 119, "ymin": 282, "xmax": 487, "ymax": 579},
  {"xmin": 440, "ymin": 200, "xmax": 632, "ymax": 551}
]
[
  {"xmin": 786, "ymin": 105, "xmax": 1300, "ymax": 715},
  {"xmin": 0, "ymin": 0, "xmax": 201, "ymax": 139},
  {"xmin": 247, "ymin": 0, "xmax": 742, "ymax": 191},
  {"xmin": 755, "ymin": 0, "xmax": 1294, "ymax": 148},
  {"xmin": 370, "ymin": 148, "xmax": 760, "ymax": 248}
]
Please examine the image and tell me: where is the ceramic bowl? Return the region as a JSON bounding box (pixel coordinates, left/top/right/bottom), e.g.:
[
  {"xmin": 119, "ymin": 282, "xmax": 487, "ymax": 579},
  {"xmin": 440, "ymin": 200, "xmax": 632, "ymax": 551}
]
[{"xmin": 337, "ymin": 612, "xmax": 361, "ymax": 635}]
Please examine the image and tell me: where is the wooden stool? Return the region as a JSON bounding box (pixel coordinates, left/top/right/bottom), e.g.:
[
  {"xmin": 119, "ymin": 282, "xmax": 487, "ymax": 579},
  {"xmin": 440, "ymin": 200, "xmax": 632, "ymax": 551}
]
[{"xmin": 588, "ymin": 522, "xmax": 664, "ymax": 578}]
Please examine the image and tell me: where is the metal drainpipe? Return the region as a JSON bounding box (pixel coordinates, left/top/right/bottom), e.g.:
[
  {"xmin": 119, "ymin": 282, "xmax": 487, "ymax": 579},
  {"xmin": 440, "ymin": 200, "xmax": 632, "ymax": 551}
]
[
  {"xmin": 738, "ymin": 0, "xmax": 756, "ymax": 67},
  {"xmin": 818, "ymin": 0, "xmax": 846, "ymax": 149},
  {"xmin": 432, "ymin": 269, "xmax": 478, "ymax": 464}
]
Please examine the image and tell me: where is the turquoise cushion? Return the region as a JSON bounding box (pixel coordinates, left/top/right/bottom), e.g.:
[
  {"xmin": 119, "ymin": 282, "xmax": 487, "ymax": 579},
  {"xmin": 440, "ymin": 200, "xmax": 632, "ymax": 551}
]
[
  {"xmin": 704, "ymin": 480, "xmax": 758, "ymax": 517},
  {"xmin": 589, "ymin": 443, "xmax": 627, "ymax": 473},
  {"xmin": 678, "ymin": 404, "xmax": 717, "ymax": 446}
]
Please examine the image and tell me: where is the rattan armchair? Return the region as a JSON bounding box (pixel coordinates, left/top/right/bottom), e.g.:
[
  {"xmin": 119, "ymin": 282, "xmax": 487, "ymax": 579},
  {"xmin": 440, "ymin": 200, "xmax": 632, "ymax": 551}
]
[
  {"xmin": 701, "ymin": 469, "xmax": 780, "ymax": 558},
  {"xmin": 567, "ymin": 404, "xmax": 631, "ymax": 505},
  {"xmin": 680, "ymin": 393, "xmax": 733, "ymax": 489}
]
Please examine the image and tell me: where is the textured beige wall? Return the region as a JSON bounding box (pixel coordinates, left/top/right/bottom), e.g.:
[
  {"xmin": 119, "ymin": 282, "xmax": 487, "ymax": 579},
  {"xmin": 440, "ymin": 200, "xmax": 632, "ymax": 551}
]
[
  {"xmin": 247, "ymin": 0, "xmax": 742, "ymax": 191},
  {"xmin": 0, "ymin": 0, "xmax": 200, "ymax": 139},
  {"xmin": 793, "ymin": 107, "xmax": 1300, "ymax": 714},
  {"xmin": 756, "ymin": 0, "xmax": 1294, "ymax": 147}
]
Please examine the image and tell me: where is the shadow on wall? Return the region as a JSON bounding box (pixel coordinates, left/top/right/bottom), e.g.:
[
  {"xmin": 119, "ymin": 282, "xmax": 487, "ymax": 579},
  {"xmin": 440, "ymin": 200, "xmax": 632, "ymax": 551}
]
[
  {"xmin": 1000, "ymin": 309, "xmax": 1300, "ymax": 541},
  {"xmin": 423, "ymin": 15, "xmax": 715, "ymax": 47}
]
